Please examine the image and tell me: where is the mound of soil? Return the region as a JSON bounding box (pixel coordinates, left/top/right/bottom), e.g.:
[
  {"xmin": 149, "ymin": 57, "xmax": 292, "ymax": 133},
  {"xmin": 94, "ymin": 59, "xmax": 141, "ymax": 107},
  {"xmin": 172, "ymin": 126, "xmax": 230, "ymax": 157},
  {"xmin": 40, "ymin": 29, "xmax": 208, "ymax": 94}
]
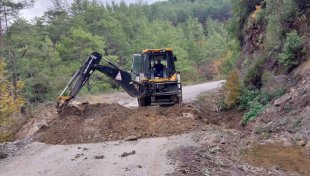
[{"xmin": 36, "ymin": 103, "xmax": 203, "ymax": 144}]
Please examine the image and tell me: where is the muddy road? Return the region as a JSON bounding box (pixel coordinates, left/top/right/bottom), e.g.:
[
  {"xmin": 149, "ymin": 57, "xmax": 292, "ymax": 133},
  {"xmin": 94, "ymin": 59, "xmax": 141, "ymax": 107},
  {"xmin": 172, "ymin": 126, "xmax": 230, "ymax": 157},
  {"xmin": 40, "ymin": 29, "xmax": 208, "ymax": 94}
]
[{"xmin": 1, "ymin": 80, "xmax": 309, "ymax": 176}]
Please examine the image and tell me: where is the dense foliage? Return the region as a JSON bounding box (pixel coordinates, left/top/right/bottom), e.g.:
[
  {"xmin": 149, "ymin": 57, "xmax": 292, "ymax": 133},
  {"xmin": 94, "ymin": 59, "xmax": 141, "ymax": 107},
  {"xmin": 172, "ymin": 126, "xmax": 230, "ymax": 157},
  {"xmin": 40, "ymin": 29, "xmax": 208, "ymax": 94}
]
[
  {"xmin": 0, "ymin": 59, "xmax": 25, "ymax": 126},
  {"xmin": 225, "ymin": 0, "xmax": 308, "ymax": 124},
  {"xmin": 279, "ymin": 30, "xmax": 304, "ymax": 71},
  {"xmin": 0, "ymin": 0, "xmax": 233, "ymax": 104}
]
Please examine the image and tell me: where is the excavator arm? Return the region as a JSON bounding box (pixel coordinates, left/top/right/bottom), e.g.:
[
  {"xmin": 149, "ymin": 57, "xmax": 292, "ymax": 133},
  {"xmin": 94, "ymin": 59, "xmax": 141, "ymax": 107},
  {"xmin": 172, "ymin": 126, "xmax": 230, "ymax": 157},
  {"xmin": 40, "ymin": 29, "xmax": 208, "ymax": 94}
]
[{"xmin": 57, "ymin": 52, "xmax": 142, "ymax": 108}]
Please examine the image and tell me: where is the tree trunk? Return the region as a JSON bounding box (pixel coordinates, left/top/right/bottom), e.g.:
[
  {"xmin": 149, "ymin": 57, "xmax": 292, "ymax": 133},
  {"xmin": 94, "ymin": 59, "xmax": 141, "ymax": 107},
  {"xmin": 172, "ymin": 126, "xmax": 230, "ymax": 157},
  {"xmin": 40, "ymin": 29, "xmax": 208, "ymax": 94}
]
[
  {"xmin": 3, "ymin": 5, "xmax": 18, "ymax": 100},
  {"xmin": 0, "ymin": 1, "xmax": 3, "ymax": 48}
]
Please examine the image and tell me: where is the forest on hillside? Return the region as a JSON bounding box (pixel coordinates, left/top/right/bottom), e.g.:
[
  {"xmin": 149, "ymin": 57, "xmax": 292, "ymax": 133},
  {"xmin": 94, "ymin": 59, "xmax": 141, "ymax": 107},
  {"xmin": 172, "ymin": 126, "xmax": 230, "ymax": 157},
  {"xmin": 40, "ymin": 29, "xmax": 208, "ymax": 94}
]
[{"xmin": 0, "ymin": 0, "xmax": 233, "ymax": 105}]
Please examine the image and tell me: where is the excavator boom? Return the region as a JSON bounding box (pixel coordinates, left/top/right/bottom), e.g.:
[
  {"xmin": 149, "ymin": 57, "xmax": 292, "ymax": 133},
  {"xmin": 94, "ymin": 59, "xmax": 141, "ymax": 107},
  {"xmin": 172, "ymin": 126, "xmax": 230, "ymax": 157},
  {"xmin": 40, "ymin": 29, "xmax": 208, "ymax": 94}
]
[{"xmin": 57, "ymin": 52, "xmax": 141, "ymax": 108}]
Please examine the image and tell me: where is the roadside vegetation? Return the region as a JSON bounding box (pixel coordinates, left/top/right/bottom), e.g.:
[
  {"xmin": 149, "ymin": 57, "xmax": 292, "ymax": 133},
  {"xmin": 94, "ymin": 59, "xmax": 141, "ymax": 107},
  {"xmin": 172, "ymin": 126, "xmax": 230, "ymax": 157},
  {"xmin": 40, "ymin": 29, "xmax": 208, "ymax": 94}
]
[{"xmin": 221, "ymin": 0, "xmax": 308, "ymax": 125}]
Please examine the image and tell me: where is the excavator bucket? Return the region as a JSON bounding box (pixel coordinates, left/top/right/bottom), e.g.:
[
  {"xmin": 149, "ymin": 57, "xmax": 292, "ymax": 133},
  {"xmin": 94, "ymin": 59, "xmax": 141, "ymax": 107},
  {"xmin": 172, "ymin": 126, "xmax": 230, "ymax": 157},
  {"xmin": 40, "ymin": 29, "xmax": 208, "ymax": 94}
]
[{"xmin": 56, "ymin": 96, "xmax": 71, "ymax": 108}]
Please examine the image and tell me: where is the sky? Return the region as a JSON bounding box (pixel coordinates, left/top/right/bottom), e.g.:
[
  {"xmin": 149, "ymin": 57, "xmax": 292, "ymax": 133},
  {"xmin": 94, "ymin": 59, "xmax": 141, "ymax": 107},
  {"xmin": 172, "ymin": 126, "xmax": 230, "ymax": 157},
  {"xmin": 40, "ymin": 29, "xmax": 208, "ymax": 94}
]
[{"xmin": 21, "ymin": 0, "xmax": 163, "ymax": 20}]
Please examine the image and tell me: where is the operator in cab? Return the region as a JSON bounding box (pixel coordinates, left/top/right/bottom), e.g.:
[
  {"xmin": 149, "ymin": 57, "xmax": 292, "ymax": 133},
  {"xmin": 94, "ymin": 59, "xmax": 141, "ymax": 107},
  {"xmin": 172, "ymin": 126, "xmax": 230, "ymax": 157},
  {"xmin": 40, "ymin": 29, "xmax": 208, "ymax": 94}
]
[{"xmin": 153, "ymin": 59, "xmax": 165, "ymax": 78}]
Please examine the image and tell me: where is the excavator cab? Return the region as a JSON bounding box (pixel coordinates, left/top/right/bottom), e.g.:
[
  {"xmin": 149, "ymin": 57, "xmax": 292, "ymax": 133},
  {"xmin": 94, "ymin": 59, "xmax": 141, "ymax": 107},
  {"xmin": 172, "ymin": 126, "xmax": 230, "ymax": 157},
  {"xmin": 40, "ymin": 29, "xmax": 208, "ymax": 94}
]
[
  {"xmin": 131, "ymin": 48, "xmax": 177, "ymax": 81},
  {"xmin": 131, "ymin": 49, "xmax": 182, "ymax": 106}
]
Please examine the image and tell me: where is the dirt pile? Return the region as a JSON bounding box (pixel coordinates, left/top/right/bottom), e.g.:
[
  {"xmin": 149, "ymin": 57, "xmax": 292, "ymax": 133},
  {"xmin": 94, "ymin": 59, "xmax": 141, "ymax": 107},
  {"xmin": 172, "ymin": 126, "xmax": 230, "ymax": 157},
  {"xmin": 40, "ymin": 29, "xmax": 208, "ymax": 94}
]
[
  {"xmin": 36, "ymin": 103, "xmax": 203, "ymax": 144},
  {"xmin": 15, "ymin": 104, "xmax": 58, "ymax": 140}
]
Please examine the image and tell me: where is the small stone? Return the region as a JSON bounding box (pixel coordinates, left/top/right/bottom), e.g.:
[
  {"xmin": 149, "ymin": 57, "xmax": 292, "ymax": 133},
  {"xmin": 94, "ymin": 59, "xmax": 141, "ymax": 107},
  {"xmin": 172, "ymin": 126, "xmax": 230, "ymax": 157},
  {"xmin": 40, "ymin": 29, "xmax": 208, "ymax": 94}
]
[
  {"xmin": 74, "ymin": 153, "xmax": 83, "ymax": 159},
  {"xmin": 204, "ymin": 169, "xmax": 211, "ymax": 176},
  {"xmin": 238, "ymin": 166, "xmax": 244, "ymax": 171},
  {"xmin": 82, "ymin": 101, "xmax": 89, "ymax": 105},
  {"xmin": 220, "ymin": 139, "xmax": 226, "ymax": 144},
  {"xmin": 138, "ymin": 165, "xmax": 142, "ymax": 168},
  {"xmin": 94, "ymin": 155, "xmax": 104, "ymax": 159},
  {"xmin": 120, "ymin": 150, "xmax": 136, "ymax": 157},
  {"xmin": 209, "ymin": 146, "xmax": 220, "ymax": 154},
  {"xmin": 274, "ymin": 95, "xmax": 291, "ymax": 106},
  {"xmin": 179, "ymin": 168, "xmax": 187, "ymax": 174},
  {"xmin": 297, "ymin": 140, "xmax": 308, "ymax": 147},
  {"xmin": 273, "ymin": 165, "xmax": 280, "ymax": 170},
  {"xmin": 265, "ymin": 122, "xmax": 273, "ymax": 129},
  {"xmin": 124, "ymin": 135, "xmax": 140, "ymax": 141},
  {"xmin": 0, "ymin": 152, "xmax": 8, "ymax": 159},
  {"xmin": 182, "ymin": 113, "xmax": 194, "ymax": 118},
  {"xmin": 305, "ymin": 142, "xmax": 310, "ymax": 148}
]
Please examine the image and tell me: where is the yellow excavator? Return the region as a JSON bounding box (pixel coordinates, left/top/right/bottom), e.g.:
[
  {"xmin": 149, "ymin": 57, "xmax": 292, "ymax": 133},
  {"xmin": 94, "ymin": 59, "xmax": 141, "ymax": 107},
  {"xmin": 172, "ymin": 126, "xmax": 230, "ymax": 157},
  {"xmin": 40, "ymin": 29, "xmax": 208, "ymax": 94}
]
[{"xmin": 57, "ymin": 48, "xmax": 182, "ymax": 108}]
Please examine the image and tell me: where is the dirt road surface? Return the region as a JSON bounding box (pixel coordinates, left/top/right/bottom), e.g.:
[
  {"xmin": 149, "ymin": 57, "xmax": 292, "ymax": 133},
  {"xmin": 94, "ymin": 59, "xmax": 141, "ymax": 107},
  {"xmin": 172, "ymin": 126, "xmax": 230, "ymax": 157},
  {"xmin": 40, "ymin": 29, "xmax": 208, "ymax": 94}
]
[
  {"xmin": 105, "ymin": 80, "xmax": 225, "ymax": 107},
  {"xmin": 0, "ymin": 81, "xmax": 228, "ymax": 176},
  {"xmin": 0, "ymin": 133, "xmax": 199, "ymax": 176}
]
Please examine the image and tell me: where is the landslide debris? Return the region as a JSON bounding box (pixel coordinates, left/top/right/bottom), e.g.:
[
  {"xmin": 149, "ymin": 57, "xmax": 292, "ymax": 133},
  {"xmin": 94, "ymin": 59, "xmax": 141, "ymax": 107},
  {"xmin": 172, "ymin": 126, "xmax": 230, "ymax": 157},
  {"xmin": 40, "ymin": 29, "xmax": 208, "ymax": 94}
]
[{"xmin": 35, "ymin": 103, "xmax": 203, "ymax": 144}]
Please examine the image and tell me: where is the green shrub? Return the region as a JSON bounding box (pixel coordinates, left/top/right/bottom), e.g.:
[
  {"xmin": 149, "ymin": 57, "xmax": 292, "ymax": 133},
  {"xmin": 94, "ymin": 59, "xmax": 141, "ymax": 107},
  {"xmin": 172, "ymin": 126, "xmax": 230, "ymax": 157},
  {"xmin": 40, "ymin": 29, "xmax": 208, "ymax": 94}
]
[
  {"xmin": 238, "ymin": 87, "xmax": 287, "ymax": 125},
  {"xmin": 236, "ymin": 71, "xmax": 289, "ymax": 125},
  {"xmin": 239, "ymin": 88, "xmax": 271, "ymax": 107},
  {"xmin": 279, "ymin": 30, "xmax": 303, "ymax": 71},
  {"xmin": 259, "ymin": 91, "xmax": 272, "ymax": 104},
  {"xmin": 264, "ymin": 14, "xmax": 282, "ymax": 52},
  {"xmin": 242, "ymin": 100, "xmax": 265, "ymax": 125},
  {"xmin": 282, "ymin": 0, "xmax": 298, "ymax": 23},
  {"xmin": 243, "ymin": 57, "xmax": 264, "ymax": 89},
  {"xmin": 220, "ymin": 39, "xmax": 240, "ymax": 76},
  {"xmin": 238, "ymin": 88, "xmax": 261, "ymax": 109},
  {"xmin": 238, "ymin": 88, "xmax": 271, "ymax": 125},
  {"xmin": 255, "ymin": 9, "xmax": 267, "ymax": 24}
]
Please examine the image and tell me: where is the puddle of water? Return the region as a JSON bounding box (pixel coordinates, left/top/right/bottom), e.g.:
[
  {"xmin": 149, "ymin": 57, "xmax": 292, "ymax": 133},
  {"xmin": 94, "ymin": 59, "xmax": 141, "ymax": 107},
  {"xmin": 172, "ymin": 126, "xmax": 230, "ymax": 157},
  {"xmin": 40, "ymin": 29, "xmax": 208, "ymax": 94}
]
[{"xmin": 243, "ymin": 144, "xmax": 310, "ymax": 176}]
